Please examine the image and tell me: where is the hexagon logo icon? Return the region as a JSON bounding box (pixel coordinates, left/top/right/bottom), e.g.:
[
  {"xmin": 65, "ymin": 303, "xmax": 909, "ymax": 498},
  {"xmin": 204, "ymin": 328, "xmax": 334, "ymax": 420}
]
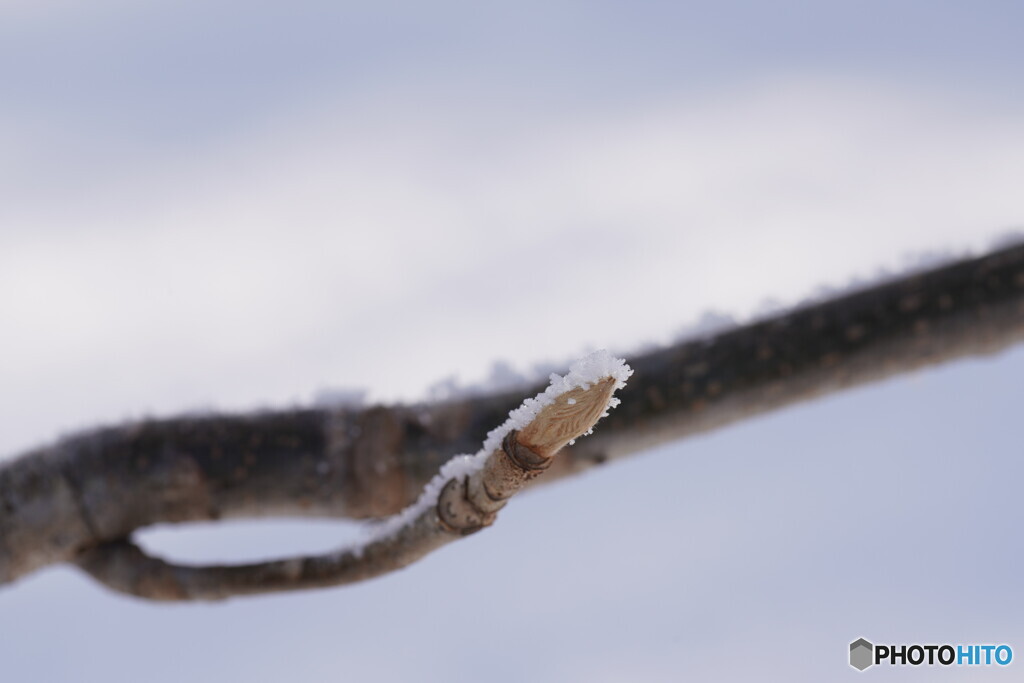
[{"xmin": 850, "ymin": 638, "xmax": 874, "ymax": 671}]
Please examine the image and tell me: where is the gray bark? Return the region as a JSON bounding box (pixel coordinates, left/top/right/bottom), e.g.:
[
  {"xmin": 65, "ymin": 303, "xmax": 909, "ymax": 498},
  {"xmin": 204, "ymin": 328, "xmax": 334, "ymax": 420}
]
[{"xmin": 2, "ymin": 242, "xmax": 1022, "ymax": 596}]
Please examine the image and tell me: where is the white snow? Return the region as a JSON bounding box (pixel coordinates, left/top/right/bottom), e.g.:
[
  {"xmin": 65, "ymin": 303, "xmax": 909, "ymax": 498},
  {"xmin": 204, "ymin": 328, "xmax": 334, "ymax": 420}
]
[{"xmin": 351, "ymin": 350, "xmax": 632, "ymax": 554}]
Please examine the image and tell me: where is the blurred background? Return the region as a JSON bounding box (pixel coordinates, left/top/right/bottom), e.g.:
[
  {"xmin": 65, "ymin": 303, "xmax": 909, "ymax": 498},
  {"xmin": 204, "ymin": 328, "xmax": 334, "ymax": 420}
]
[{"xmin": 1, "ymin": 1, "xmax": 1022, "ymax": 680}]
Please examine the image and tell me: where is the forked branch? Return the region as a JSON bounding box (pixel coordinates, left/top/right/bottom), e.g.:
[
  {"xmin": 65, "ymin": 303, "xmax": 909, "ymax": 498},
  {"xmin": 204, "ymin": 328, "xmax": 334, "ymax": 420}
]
[
  {"xmin": 75, "ymin": 357, "xmax": 630, "ymax": 600},
  {"xmin": 1, "ymin": 241, "xmax": 1022, "ymax": 597}
]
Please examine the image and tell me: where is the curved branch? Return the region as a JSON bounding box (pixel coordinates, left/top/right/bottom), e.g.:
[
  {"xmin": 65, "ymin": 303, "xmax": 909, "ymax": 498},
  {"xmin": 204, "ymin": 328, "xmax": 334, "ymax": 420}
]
[
  {"xmin": 74, "ymin": 374, "xmax": 625, "ymax": 600},
  {"xmin": 1, "ymin": 242, "xmax": 1023, "ymax": 590}
]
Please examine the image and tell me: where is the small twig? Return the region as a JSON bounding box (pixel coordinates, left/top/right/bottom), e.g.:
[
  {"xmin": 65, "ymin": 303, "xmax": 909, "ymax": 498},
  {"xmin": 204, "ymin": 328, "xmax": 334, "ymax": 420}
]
[{"xmin": 74, "ymin": 360, "xmax": 629, "ymax": 600}]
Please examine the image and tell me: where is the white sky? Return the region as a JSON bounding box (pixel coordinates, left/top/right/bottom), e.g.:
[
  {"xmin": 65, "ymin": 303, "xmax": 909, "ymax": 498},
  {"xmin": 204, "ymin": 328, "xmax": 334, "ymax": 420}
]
[
  {"xmin": 1, "ymin": 77, "xmax": 1020, "ymax": 457},
  {"xmin": 0, "ymin": 2, "xmax": 1022, "ymax": 680}
]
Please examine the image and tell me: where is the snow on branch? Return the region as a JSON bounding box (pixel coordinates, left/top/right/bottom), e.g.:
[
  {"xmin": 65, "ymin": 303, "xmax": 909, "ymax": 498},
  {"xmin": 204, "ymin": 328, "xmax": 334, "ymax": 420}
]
[
  {"xmin": 74, "ymin": 352, "xmax": 632, "ymax": 600},
  {"xmin": 3, "ymin": 241, "xmax": 1022, "ymax": 598}
]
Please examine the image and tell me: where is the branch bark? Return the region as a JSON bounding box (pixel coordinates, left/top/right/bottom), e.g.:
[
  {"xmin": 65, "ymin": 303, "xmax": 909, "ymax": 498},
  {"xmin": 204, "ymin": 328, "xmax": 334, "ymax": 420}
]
[
  {"xmin": 74, "ymin": 376, "xmax": 623, "ymax": 600},
  {"xmin": 1, "ymin": 241, "xmax": 1023, "ymax": 596}
]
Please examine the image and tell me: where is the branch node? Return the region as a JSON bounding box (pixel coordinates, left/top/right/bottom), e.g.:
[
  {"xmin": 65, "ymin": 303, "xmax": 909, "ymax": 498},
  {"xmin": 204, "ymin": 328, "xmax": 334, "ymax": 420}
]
[
  {"xmin": 502, "ymin": 430, "xmax": 551, "ymax": 473},
  {"xmin": 436, "ymin": 477, "xmax": 493, "ymax": 535}
]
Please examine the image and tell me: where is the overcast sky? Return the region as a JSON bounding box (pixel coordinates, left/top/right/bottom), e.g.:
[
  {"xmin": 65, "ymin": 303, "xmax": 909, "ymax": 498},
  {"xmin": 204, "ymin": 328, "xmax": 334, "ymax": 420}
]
[{"xmin": 0, "ymin": 2, "xmax": 1022, "ymax": 680}]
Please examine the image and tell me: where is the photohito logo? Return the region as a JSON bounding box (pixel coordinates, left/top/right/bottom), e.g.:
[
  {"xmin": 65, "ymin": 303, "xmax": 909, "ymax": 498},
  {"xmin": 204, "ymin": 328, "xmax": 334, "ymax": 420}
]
[{"xmin": 849, "ymin": 638, "xmax": 1013, "ymax": 671}]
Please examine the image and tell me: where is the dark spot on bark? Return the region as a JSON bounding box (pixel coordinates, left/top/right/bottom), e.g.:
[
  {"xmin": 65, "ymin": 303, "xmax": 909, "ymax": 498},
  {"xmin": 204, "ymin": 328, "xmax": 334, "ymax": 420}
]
[
  {"xmin": 845, "ymin": 324, "xmax": 867, "ymax": 342},
  {"xmin": 646, "ymin": 385, "xmax": 666, "ymax": 411},
  {"xmin": 684, "ymin": 362, "xmax": 709, "ymax": 378},
  {"xmin": 899, "ymin": 293, "xmax": 923, "ymax": 312},
  {"xmin": 820, "ymin": 352, "xmax": 841, "ymax": 368}
]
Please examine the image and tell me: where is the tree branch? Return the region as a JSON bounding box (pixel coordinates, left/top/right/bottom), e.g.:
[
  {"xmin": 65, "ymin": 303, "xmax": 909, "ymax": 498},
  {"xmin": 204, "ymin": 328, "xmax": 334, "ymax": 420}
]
[
  {"xmin": 1, "ymin": 242, "xmax": 1022, "ymax": 595},
  {"xmin": 73, "ymin": 371, "xmax": 626, "ymax": 600},
  {"xmin": 557, "ymin": 240, "xmax": 1024, "ymax": 475}
]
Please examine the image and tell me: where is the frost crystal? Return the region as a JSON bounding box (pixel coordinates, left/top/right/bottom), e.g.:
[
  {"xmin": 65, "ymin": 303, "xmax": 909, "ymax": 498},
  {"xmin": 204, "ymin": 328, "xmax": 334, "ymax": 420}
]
[{"xmin": 352, "ymin": 350, "xmax": 632, "ymax": 553}]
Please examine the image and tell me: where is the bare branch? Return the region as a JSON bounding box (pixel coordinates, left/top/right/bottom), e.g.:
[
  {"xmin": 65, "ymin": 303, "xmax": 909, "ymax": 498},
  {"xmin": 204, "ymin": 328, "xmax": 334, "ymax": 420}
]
[
  {"xmin": 1, "ymin": 242, "xmax": 1022, "ymax": 593},
  {"xmin": 555, "ymin": 240, "xmax": 1024, "ymax": 477},
  {"xmin": 73, "ymin": 377, "xmax": 623, "ymax": 600}
]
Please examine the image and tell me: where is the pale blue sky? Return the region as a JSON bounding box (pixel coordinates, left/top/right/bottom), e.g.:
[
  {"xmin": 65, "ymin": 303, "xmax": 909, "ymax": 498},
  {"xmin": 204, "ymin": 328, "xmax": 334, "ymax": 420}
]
[
  {"xmin": 2, "ymin": 346, "xmax": 1021, "ymax": 682},
  {"xmin": 0, "ymin": 2, "xmax": 1021, "ymax": 680}
]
